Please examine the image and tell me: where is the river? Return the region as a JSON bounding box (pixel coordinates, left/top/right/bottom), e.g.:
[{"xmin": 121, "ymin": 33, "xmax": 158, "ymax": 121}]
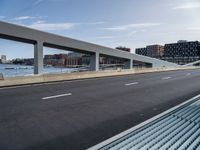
[{"xmin": 0, "ymin": 64, "xmax": 77, "ymax": 77}]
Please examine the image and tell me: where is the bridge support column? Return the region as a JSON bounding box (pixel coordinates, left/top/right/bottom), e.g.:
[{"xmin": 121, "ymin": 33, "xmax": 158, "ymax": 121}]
[
  {"xmin": 90, "ymin": 52, "xmax": 99, "ymax": 71},
  {"xmin": 34, "ymin": 41, "xmax": 43, "ymax": 74},
  {"xmin": 124, "ymin": 59, "xmax": 133, "ymax": 69}
]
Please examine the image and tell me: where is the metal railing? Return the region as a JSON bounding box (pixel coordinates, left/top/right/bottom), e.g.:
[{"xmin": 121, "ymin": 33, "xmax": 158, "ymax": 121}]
[{"xmin": 90, "ymin": 96, "xmax": 200, "ymax": 150}]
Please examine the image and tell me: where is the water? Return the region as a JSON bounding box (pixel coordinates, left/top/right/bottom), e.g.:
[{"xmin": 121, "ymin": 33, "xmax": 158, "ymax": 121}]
[{"xmin": 0, "ymin": 64, "xmax": 76, "ymax": 77}]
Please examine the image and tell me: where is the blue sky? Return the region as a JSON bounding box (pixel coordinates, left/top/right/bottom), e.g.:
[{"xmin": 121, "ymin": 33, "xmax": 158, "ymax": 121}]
[{"xmin": 0, "ymin": 0, "xmax": 200, "ymax": 59}]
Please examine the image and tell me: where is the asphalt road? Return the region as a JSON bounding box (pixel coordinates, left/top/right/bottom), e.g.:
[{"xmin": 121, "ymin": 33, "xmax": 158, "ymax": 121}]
[{"xmin": 0, "ymin": 69, "xmax": 200, "ymax": 150}]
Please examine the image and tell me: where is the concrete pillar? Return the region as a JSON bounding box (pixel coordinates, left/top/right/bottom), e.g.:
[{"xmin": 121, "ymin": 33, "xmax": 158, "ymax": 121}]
[
  {"xmin": 90, "ymin": 52, "xmax": 99, "ymax": 71},
  {"xmin": 124, "ymin": 59, "xmax": 133, "ymax": 69},
  {"xmin": 34, "ymin": 41, "xmax": 43, "ymax": 74},
  {"xmin": 130, "ymin": 59, "xmax": 133, "ymax": 69}
]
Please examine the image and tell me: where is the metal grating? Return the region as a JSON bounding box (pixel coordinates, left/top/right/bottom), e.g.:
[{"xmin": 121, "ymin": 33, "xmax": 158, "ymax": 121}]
[{"xmin": 98, "ymin": 98, "xmax": 200, "ymax": 150}]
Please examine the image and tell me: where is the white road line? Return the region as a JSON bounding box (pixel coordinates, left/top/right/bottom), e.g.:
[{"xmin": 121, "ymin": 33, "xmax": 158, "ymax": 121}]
[
  {"xmin": 42, "ymin": 93, "xmax": 72, "ymax": 100},
  {"xmin": 186, "ymin": 73, "xmax": 191, "ymax": 76},
  {"xmin": 125, "ymin": 82, "xmax": 139, "ymax": 86},
  {"xmin": 162, "ymin": 77, "xmax": 172, "ymax": 80},
  {"xmin": 32, "ymin": 83, "xmax": 44, "ymax": 86},
  {"xmin": 0, "ymin": 85, "xmax": 32, "ymax": 90}
]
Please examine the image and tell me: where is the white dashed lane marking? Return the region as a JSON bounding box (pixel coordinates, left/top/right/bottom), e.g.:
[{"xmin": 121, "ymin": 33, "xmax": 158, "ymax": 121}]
[
  {"xmin": 125, "ymin": 82, "xmax": 139, "ymax": 86},
  {"xmin": 186, "ymin": 73, "xmax": 191, "ymax": 76},
  {"xmin": 162, "ymin": 77, "xmax": 172, "ymax": 80},
  {"xmin": 42, "ymin": 93, "xmax": 72, "ymax": 100}
]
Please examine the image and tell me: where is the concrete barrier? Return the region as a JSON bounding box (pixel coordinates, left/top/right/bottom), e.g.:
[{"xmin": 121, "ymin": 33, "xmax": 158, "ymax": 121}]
[{"xmin": 0, "ymin": 66, "xmax": 199, "ymax": 87}]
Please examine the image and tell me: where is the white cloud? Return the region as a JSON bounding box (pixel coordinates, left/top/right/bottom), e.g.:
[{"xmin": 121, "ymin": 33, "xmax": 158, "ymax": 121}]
[
  {"xmin": 128, "ymin": 29, "xmax": 146, "ymax": 36},
  {"xmin": 34, "ymin": 0, "xmax": 45, "ymax": 5},
  {"xmin": 129, "ymin": 31, "xmax": 138, "ymax": 35},
  {"xmin": 86, "ymin": 22, "xmax": 106, "ymax": 25},
  {"xmin": 28, "ymin": 21, "xmax": 76, "ymax": 31},
  {"xmin": 173, "ymin": 2, "xmax": 200, "ymax": 10},
  {"xmin": 187, "ymin": 27, "xmax": 200, "ymax": 31},
  {"xmin": 95, "ymin": 36, "xmax": 114, "ymax": 39},
  {"xmin": 13, "ymin": 16, "xmax": 35, "ymax": 20},
  {"xmin": 9, "ymin": 19, "xmax": 105, "ymax": 32},
  {"xmin": 102, "ymin": 23, "xmax": 161, "ymax": 31},
  {"xmin": 33, "ymin": 0, "xmax": 66, "ymax": 6},
  {"xmin": 0, "ymin": 16, "xmax": 5, "ymax": 19}
]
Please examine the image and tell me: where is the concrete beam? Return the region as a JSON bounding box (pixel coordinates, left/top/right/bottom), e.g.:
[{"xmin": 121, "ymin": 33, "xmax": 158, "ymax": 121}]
[
  {"xmin": 90, "ymin": 52, "xmax": 99, "ymax": 71},
  {"xmin": 34, "ymin": 41, "xmax": 43, "ymax": 74},
  {"xmin": 0, "ymin": 21, "xmax": 179, "ymax": 69}
]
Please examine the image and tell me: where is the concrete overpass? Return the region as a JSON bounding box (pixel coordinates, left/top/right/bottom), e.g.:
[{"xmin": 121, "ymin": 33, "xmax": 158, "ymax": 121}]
[{"xmin": 0, "ymin": 21, "xmax": 178, "ymax": 74}]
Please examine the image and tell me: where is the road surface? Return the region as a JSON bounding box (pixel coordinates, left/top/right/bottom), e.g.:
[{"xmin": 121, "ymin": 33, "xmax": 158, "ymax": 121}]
[{"xmin": 0, "ymin": 69, "xmax": 200, "ymax": 150}]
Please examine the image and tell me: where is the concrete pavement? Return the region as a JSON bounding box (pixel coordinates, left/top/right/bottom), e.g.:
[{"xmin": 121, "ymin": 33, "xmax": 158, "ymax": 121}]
[{"xmin": 0, "ymin": 69, "xmax": 200, "ymax": 149}]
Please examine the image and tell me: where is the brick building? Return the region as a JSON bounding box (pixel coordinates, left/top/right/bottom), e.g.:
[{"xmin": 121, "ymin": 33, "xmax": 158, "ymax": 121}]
[
  {"xmin": 146, "ymin": 45, "xmax": 164, "ymax": 58},
  {"xmin": 116, "ymin": 46, "xmax": 131, "ymax": 52},
  {"xmin": 44, "ymin": 53, "xmax": 90, "ymax": 67}
]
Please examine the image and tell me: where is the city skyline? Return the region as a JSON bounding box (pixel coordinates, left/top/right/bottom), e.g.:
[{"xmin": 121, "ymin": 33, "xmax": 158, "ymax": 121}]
[{"xmin": 0, "ymin": 0, "xmax": 200, "ymax": 59}]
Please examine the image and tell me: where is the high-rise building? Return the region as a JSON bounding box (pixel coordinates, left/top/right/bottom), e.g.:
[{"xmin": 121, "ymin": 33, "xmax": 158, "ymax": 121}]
[
  {"xmin": 164, "ymin": 41, "xmax": 200, "ymax": 57},
  {"xmin": 135, "ymin": 48, "xmax": 147, "ymax": 56},
  {"xmin": 0, "ymin": 55, "xmax": 6, "ymax": 63},
  {"xmin": 163, "ymin": 41, "xmax": 200, "ymax": 65},
  {"xmin": 146, "ymin": 45, "xmax": 164, "ymax": 58},
  {"xmin": 136, "ymin": 41, "xmax": 200, "ymax": 65},
  {"xmin": 136, "ymin": 45, "xmax": 164, "ymax": 58}
]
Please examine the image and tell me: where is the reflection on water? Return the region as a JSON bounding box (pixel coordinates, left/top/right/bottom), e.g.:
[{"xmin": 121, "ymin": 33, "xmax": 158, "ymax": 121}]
[{"xmin": 0, "ymin": 64, "xmax": 76, "ymax": 77}]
